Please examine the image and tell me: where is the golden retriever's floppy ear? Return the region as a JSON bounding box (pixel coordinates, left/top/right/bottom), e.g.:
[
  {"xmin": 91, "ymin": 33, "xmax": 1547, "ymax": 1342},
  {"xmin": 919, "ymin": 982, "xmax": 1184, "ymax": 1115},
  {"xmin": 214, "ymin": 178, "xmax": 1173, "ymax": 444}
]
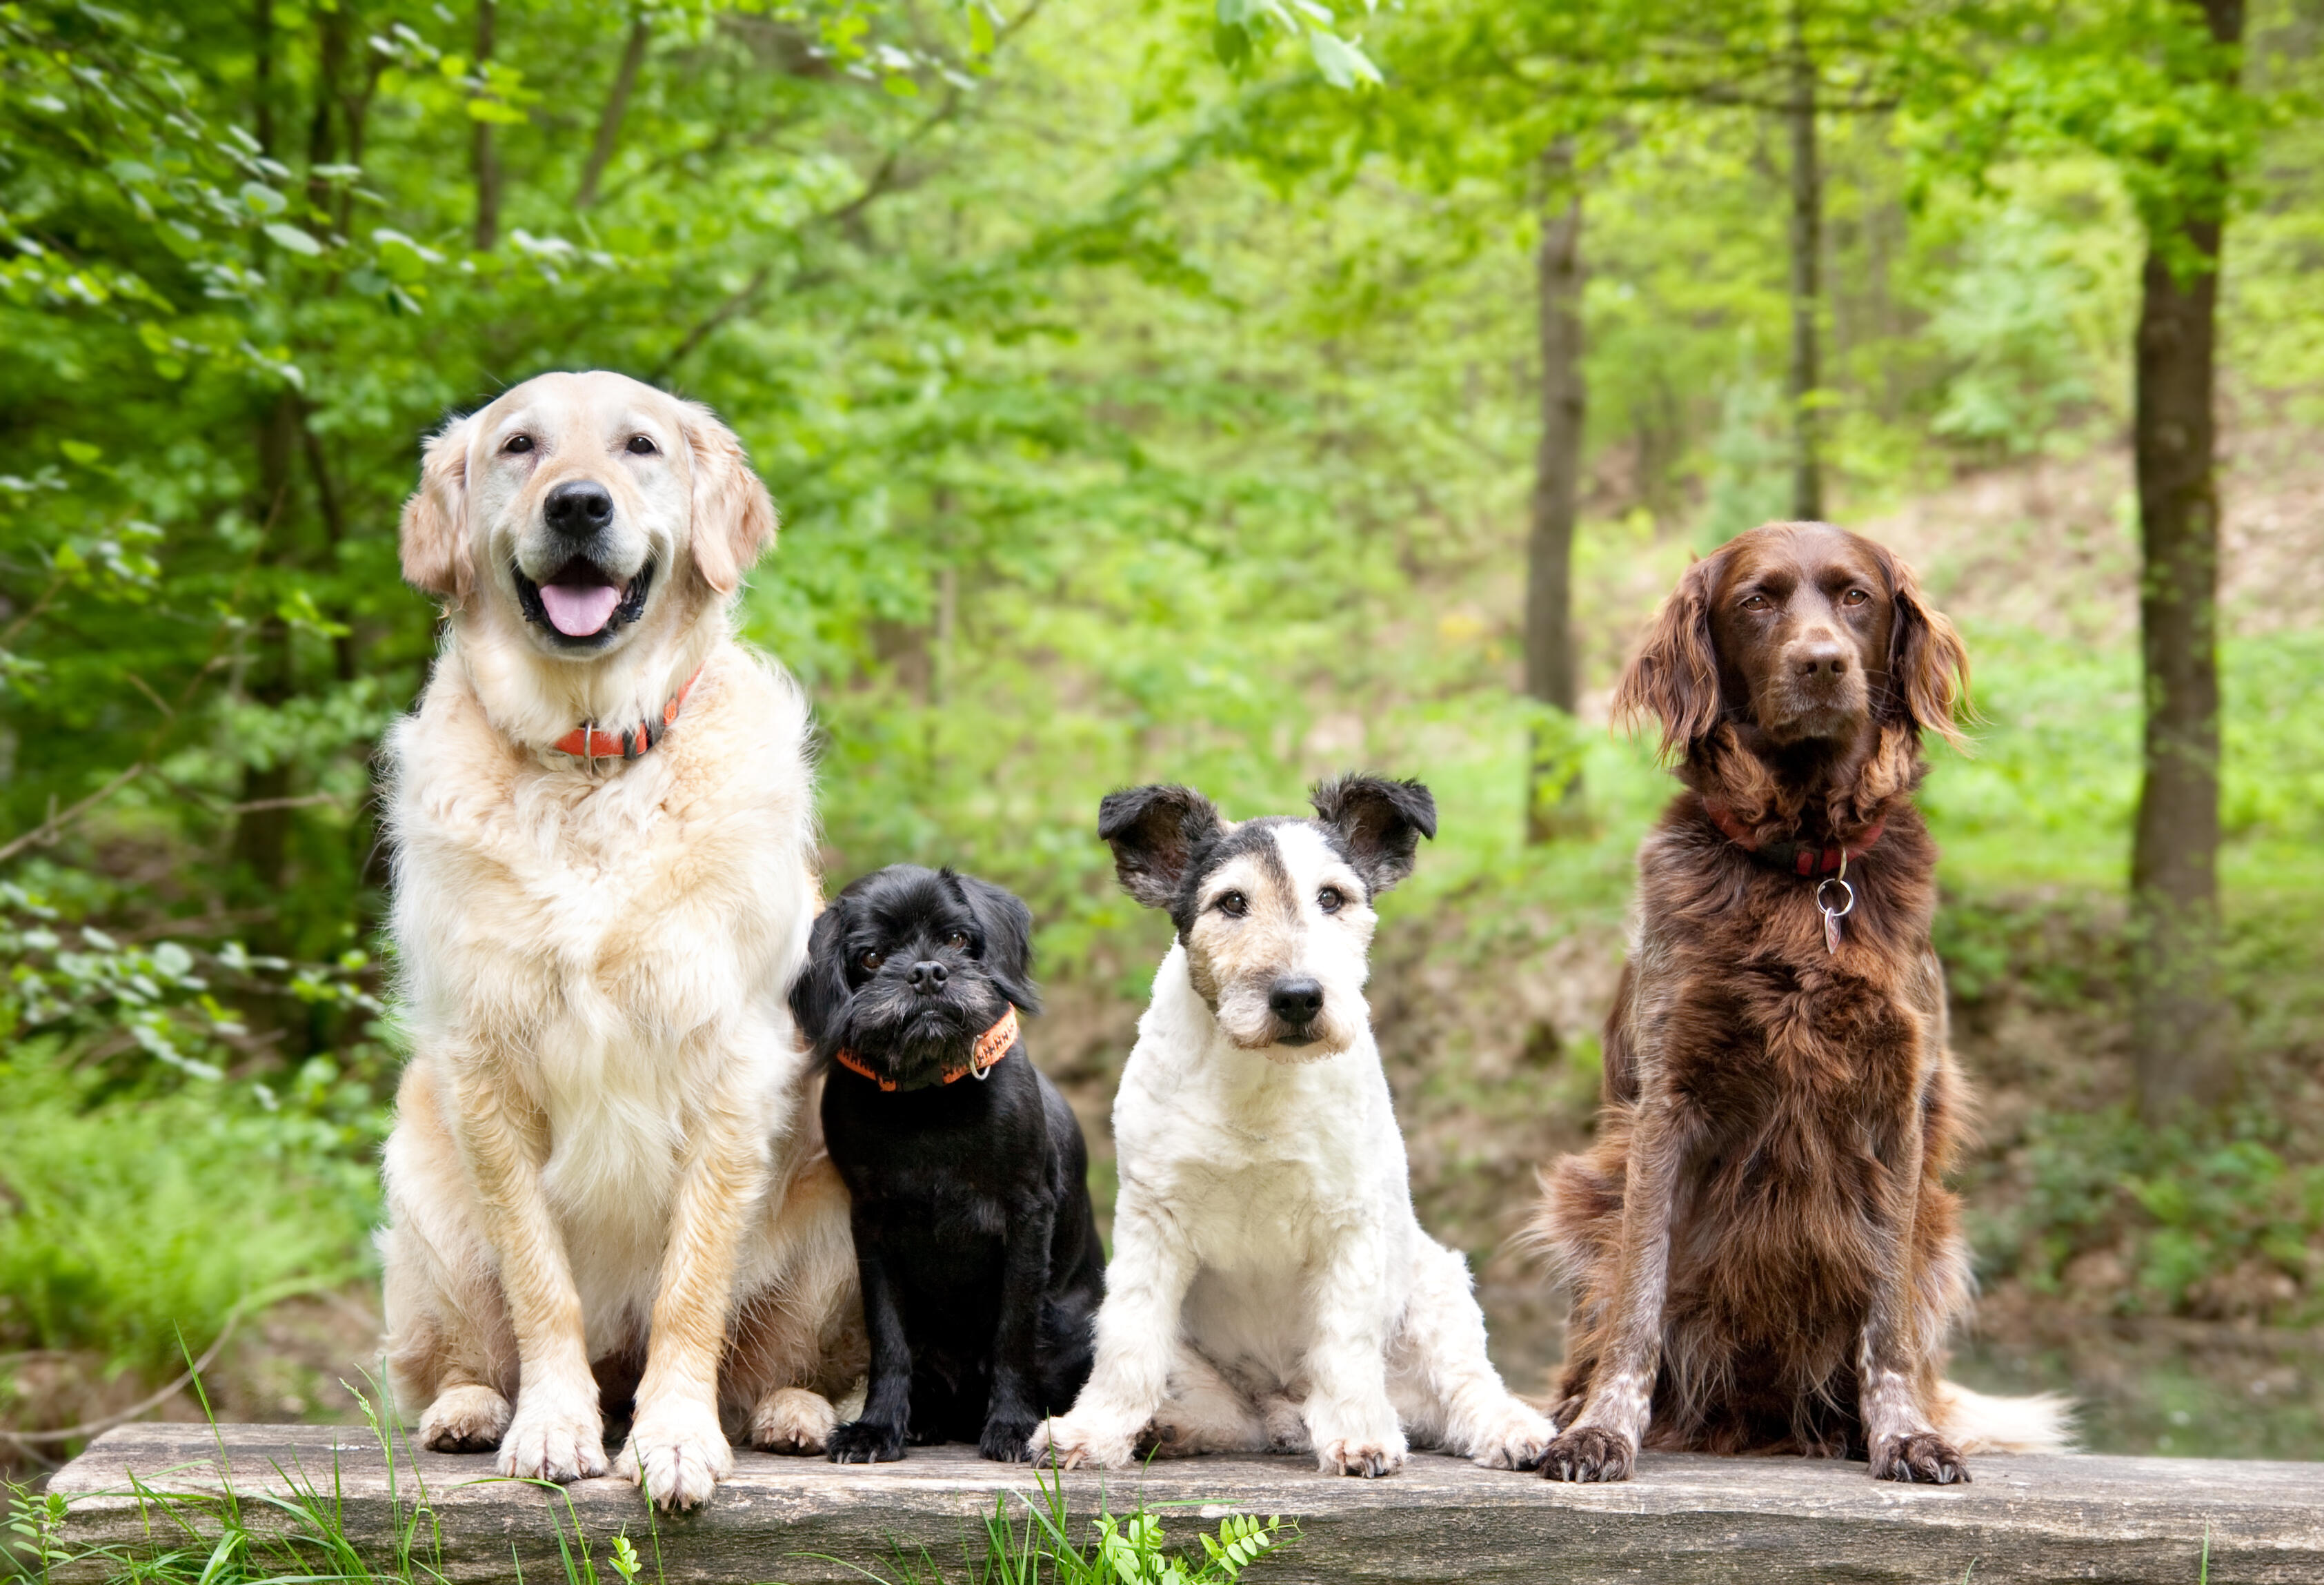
[
  {"xmin": 399, "ymin": 413, "xmax": 477, "ymax": 601},
  {"xmin": 1879, "ymin": 544, "xmax": 1972, "ymax": 750},
  {"xmin": 682, "ymin": 402, "xmax": 777, "ymax": 597},
  {"xmin": 1613, "ymin": 549, "xmax": 1727, "ymax": 761}
]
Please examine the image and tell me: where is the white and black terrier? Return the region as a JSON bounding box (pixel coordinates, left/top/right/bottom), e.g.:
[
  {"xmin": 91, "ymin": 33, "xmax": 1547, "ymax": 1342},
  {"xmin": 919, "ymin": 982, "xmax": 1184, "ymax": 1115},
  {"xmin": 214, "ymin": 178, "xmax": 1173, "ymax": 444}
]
[
  {"xmin": 1032, "ymin": 776, "xmax": 1553, "ymax": 1477},
  {"xmin": 790, "ymin": 865, "xmax": 1106, "ymax": 1463}
]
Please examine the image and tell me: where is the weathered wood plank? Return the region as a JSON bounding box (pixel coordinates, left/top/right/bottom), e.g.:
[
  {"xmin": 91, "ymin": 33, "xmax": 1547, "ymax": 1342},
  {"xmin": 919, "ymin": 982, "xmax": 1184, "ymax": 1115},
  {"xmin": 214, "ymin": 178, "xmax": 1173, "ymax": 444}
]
[{"xmin": 41, "ymin": 1424, "xmax": 2321, "ymax": 1584}]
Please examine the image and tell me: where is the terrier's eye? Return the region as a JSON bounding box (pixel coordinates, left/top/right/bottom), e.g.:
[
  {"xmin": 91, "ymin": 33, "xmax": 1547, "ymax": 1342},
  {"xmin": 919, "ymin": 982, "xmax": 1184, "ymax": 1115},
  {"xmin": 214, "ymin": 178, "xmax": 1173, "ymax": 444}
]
[
  {"xmin": 1217, "ymin": 891, "xmax": 1248, "ymax": 918},
  {"xmin": 626, "ymin": 434, "xmax": 657, "ymax": 455},
  {"xmin": 504, "ymin": 435, "xmax": 533, "ymax": 455},
  {"xmin": 945, "ymin": 931, "xmax": 969, "ymax": 951},
  {"xmin": 860, "ymin": 950, "xmax": 885, "ymax": 971},
  {"xmin": 1317, "ymin": 887, "xmax": 1344, "ymax": 914},
  {"xmin": 1740, "ymin": 593, "xmax": 1771, "ymax": 611},
  {"xmin": 1842, "ymin": 587, "xmax": 1870, "ymax": 607}
]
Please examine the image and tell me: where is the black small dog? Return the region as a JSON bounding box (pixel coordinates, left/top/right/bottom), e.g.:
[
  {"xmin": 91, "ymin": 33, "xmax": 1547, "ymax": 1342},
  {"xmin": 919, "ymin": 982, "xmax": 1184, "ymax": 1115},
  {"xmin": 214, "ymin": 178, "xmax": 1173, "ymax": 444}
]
[{"xmin": 791, "ymin": 865, "xmax": 1106, "ymax": 1464}]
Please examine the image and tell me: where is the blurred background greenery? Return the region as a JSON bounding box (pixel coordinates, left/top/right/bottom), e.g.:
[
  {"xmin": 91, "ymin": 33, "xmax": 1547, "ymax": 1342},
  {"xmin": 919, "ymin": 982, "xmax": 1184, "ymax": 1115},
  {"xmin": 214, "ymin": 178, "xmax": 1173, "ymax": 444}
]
[{"xmin": 3, "ymin": 0, "xmax": 2321, "ymax": 1476}]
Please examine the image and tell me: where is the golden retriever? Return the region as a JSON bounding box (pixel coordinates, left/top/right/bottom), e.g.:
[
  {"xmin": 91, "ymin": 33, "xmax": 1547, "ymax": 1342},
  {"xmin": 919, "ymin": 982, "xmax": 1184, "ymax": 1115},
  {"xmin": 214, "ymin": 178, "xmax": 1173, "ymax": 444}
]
[{"xmin": 377, "ymin": 371, "xmax": 861, "ymax": 1511}]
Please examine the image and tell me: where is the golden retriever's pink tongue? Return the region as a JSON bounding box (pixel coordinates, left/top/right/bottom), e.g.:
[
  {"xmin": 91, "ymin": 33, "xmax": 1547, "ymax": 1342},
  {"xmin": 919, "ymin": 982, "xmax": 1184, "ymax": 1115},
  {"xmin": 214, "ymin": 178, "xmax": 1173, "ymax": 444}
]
[{"xmin": 541, "ymin": 580, "xmax": 621, "ymax": 637}]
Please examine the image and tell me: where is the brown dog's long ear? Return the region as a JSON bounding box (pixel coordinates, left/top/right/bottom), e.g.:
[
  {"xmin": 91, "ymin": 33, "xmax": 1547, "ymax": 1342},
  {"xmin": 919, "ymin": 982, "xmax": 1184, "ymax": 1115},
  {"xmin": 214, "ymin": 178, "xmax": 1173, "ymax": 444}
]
[
  {"xmin": 1882, "ymin": 549, "xmax": 1972, "ymax": 749},
  {"xmin": 1613, "ymin": 550, "xmax": 1726, "ymax": 761},
  {"xmin": 399, "ymin": 413, "xmax": 478, "ymax": 601},
  {"xmin": 1097, "ymin": 785, "xmax": 1224, "ymax": 912},
  {"xmin": 1310, "ymin": 774, "xmax": 1436, "ymax": 896},
  {"xmin": 682, "ymin": 401, "xmax": 777, "ymax": 597}
]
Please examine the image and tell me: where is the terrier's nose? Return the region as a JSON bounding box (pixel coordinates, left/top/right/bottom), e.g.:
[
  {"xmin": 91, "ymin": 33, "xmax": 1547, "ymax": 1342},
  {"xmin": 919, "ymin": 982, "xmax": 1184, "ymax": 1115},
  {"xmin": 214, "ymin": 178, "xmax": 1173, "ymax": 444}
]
[
  {"xmin": 1268, "ymin": 978, "xmax": 1324, "ymax": 1025},
  {"xmin": 544, "ymin": 480, "xmax": 615, "ymax": 537},
  {"xmin": 908, "ymin": 961, "xmax": 949, "ymax": 994},
  {"xmin": 1797, "ymin": 639, "xmax": 1848, "ymax": 679}
]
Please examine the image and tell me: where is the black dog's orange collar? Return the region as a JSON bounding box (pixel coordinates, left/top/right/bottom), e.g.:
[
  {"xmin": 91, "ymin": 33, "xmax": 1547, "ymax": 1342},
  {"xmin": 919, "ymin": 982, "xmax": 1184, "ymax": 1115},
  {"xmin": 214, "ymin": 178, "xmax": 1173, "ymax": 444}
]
[
  {"xmin": 1703, "ymin": 798, "xmax": 1886, "ymax": 876},
  {"xmin": 835, "ymin": 1005, "xmax": 1019, "ymax": 1092}
]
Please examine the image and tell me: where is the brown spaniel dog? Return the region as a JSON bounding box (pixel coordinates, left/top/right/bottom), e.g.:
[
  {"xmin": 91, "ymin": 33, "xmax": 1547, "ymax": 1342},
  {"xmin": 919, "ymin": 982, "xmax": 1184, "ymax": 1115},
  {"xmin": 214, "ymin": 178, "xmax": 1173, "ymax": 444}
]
[{"xmin": 1533, "ymin": 522, "xmax": 2067, "ymax": 1484}]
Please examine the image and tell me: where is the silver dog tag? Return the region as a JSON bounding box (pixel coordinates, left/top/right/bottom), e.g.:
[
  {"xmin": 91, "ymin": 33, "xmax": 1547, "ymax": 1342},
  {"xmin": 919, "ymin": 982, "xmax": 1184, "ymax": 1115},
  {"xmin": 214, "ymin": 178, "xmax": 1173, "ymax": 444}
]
[{"xmin": 1816, "ymin": 876, "xmax": 1854, "ymax": 956}]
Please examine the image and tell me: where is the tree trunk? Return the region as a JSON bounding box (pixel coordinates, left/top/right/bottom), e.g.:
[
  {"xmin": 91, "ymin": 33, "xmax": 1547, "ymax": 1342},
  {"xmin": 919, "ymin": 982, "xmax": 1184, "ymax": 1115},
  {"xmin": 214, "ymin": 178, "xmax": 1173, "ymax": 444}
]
[
  {"xmin": 1784, "ymin": 3, "xmax": 1823, "ymax": 522},
  {"xmin": 577, "ymin": 14, "xmax": 651, "ymax": 208},
  {"xmin": 230, "ymin": 390, "xmax": 304, "ymax": 945},
  {"xmin": 2129, "ymin": 0, "xmax": 2243, "ymax": 1123},
  {"xmin": 251, "ymin": 0, "xmax": 275, "ymax": 156},
  {"xmin": 473, "ymin": 0, "xmax": 501, "ymax": 251},
  {"xmin": 1525, "ymin": 142, "xmax": 1589, "ymax": 843}
]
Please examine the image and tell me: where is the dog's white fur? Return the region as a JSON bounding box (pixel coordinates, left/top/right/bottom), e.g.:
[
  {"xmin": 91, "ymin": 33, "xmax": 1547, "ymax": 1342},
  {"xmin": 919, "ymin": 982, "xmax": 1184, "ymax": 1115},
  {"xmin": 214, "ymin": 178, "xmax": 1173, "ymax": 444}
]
[
  {"xmin": 378, "ymin": 371, "xmax": 860, "ymax": 1512},
  {"xmin": 1033, "ymin": 820, "xmax": 1553, "ymax": 1477}
]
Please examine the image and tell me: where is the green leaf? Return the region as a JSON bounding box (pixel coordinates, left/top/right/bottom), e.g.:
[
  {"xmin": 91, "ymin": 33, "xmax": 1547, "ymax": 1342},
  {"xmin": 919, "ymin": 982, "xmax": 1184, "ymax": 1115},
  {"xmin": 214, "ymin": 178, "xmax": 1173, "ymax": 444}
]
[
  {"xmin": 263, "ymin": 222, "xmax": 325, "ymax": 256},
  {"xmin": 58, "ymin": 440, "xmax": 101, "ymax": 465},
  {"xmin": 1307, "ymin": 29, "xmax": 1379, "ymax": 90}
]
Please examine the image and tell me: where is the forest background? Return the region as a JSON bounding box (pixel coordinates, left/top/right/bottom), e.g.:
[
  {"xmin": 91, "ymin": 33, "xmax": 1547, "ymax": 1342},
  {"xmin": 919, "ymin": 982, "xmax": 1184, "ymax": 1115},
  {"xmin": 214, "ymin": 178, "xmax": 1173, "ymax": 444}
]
[{"xmin": 3, "ymin": 0, "xmax": 2323, "ymax": 1477}]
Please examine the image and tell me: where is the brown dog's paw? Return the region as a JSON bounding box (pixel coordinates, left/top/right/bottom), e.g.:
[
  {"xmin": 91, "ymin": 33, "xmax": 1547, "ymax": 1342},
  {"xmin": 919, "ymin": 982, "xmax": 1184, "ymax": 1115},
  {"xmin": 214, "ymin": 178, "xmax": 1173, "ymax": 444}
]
[
  {"xmin": 1540, "ymin": 1426, "xmax": 1634, "ymax": 1483},
  {"xmin": 1871, "ymin": 1432, "xmax": 1970, "ymax": 1485}
]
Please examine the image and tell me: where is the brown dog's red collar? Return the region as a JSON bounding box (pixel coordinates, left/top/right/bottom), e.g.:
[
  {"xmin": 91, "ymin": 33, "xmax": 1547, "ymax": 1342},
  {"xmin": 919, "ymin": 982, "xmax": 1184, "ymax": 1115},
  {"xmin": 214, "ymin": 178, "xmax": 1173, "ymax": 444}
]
[
  {"xmin": 1703, "ymin": 798, "xmax": 1885, "ymax": 877},
  {"xmin": 834, "ymin": 1005, "xmax": 1020, "ymax": 1092},
  {"xmin": 553, "ymin": 664, "xmax": 704, "ymax": 760}
]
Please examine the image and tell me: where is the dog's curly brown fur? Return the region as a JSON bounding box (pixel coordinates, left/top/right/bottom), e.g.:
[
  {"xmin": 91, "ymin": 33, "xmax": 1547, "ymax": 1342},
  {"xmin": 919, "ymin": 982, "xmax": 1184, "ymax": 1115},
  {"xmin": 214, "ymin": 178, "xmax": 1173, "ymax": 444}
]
[{"xmin": 1531, "ymin": 522, "xmax": 2066, "ymax": 1484}]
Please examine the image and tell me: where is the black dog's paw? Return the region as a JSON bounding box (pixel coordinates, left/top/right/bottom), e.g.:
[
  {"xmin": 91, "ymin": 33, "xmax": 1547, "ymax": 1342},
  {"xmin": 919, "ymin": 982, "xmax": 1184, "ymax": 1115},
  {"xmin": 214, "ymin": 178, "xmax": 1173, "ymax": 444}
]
[
  {"xmin": 1539, "ymin": 1426, "xmax": 1635, "ymax": 1483},
  {"xmin": 1871, "ymin": 1432, "xmax": 1970, "ymax": 1485},
  {"xmin": 979, "ymin": 1414, "xmax": 1039, "ymax": 1464},
  {"xmin": 826, "ymin": 1419, "xmax": 908, "ymax": 1465}
]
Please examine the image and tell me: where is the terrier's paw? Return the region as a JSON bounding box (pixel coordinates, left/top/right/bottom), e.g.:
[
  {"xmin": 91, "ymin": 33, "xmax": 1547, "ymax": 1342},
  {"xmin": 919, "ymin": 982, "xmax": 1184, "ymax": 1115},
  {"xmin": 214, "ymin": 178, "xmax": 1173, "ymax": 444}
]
[
  {"xmin": 1260, "ymin": 1394, "xmax": 1307, "ymax": 1454},
  {"xmin": 1027, "ymin": 1414, "xmax": 1136, "ymax": 1470},
  {"xmin": 1540, "ymin": 1426, "xmax": 1634, "ymax": 1483},
  {"xmin": 826, "ymin": 1418, "xmax": 908, "ymax": 1464},
  {"xmin": 1872, "ymin": 1431, "xmax": 1971, "ymax": 1485},
  {"xmin": 979, "ymin": 1412, "xmax": 1040, "ymax": 1464},
  {"xmin": 1317, "ymin": 1435, "xmax": 1406, "ymax": 1479},
  {"xmin": 496, "ymin": 1392, "xmax": 608, "ymax": 1484},
  {"xmin": 1469, "ymin": 1400, "xmax": 1558, "ymax": 1471},
  {"xmin": 418, "ymin": 1384, "xmax": 511, "ymax": 1453},
  {"xmin": 749, "ymin": 1388, "xmax": 838, "ymax": 1456},
  {"xmin": 617, "ymin": 1397, "xmax": 734, "ymax": 1511}
]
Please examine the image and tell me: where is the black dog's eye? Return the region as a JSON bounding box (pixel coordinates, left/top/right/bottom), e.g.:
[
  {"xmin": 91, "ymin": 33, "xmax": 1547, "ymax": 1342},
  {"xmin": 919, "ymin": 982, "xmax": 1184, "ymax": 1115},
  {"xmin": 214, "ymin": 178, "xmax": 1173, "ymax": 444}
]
[
  {"xmin": 1317, "ymin": 887, "xmax": 1344, "ymax": 914},
  {"xmin": 1841, "ymin": 587, "xmax": 1870, "ymax": 607},
  {"xmin": 861, "ymin": 949, "xmax": 885, "ymax": 971},
  {"xmin": 1217, "ymin": 891, "xmax": 1248, "ymax": 918},
  {"xmin": 626, "ymin": 434, "xmax": 657, "ymax": 455},
  {"xmin": 944, "ymin": 931, "xmax": 969, "ymax": 951},
  {"xmin": 504, "ymin": 434, "xmax": 533, "ymax": 454}
]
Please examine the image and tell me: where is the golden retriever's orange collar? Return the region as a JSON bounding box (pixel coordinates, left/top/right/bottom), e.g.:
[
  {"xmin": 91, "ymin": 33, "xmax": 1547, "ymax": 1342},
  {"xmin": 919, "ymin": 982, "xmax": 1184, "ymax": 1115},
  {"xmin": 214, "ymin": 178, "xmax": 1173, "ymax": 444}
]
[
  {"xmin": 553, "ymin": 664, "xmax": 703, "ymax": 760},
  {"xmin": 835, "ymin": 1005, "xmax": 1019, "ymax": 1092}
]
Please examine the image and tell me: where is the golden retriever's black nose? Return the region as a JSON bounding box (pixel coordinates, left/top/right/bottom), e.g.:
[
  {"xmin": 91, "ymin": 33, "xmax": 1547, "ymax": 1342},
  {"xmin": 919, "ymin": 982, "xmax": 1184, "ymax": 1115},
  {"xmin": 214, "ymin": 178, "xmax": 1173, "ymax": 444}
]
[
  {"xmin": 1269, "ymin": 978, "xmax": 1324, "ymax": 1024},
  {"xmin": 545, "ymin": 480, "xmax": 615, "ymax": 536},
  {"xmin": 908, "ymin": 960, "xmax": 949, "ymax": 994}
]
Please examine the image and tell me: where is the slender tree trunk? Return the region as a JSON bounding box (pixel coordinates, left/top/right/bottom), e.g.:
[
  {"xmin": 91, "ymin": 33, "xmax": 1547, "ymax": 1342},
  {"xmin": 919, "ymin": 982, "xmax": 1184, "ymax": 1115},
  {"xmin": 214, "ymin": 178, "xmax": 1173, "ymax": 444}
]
[
  {"xmin": 252, "ymin": 0, "xmax": 275, "ymax": 156},
  {"xmin": 231, "ymin": 391, "xmax": 304, "ymax": 942},
  {"xmin": 2130, "ymin": 0, "xmax": 2243, "ymax": 1123},
  {"xmin": 577, "ymin": 14, "xmax": 651, "ymax": 208},
  {"xmin": 473, "ymin": 0, "xmax": 501, "ymax": 251},
  {"xmin": 1526, "ymin": 141, "xmax": 1589, "ymax": 843},
  {"xmin": 1784, "ymin": 3, "xmax": 1824, "ymax": 522}
]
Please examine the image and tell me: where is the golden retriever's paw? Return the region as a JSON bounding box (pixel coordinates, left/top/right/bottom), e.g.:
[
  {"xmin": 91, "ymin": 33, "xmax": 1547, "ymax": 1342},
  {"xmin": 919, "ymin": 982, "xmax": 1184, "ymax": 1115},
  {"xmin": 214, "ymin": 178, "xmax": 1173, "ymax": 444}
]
[
  {"xmin": 418, "ymin": 1384, "xmax": 511, "ymax": 1453},
  {"xmin": 619, "ymin": 1398, "xmax": 734, "ymax": 1510},
  {"xmin": 1871, "ymin": 1431, "xmax": 1971, "ymax": 1486},
  {"xmin": 1540, "ymin": 1426, "xmax": 1634, "ymax": 1483},
  {"xmin": 748, "ymin": 1387, "xmax": 838, "ymax": 1456},
  {"xmin": 496, "ymin": 1394, "xmax": 609, "ymax": 1484},
  {"xmin": 1468, "ymin": 1399, "xmax": 1558, "ymax": 1471},
  {"xmin": 1316, "ymin": 1433, "xmax": 1406, "ymax": 1479},
  {"xmin": 1026, "ymin": 1413, "xmax": 1136, "ymax": 1470}
]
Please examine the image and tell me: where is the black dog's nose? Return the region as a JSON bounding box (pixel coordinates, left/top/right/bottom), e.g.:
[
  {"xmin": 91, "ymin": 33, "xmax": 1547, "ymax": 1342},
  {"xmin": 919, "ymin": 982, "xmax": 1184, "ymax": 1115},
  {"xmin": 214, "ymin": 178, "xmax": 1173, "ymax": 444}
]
[
  {"xmin": 908, "ymin": 960, "xmax": 949, "ymax": 994},
  {"xmin": 544, "ymin": 480, "xmax": 615, "ymax": 537},
  {"xmin": 1269, "ymin": 977, "xmax": 1324, "ymax": 1025}
]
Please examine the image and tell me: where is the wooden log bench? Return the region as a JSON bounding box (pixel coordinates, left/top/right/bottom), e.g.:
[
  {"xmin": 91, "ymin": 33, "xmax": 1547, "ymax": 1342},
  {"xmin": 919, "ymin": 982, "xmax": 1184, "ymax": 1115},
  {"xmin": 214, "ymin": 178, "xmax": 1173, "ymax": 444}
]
[{"xmin": 34, "ymin": 1424, "xmax": 2324, "ymax": 1584}]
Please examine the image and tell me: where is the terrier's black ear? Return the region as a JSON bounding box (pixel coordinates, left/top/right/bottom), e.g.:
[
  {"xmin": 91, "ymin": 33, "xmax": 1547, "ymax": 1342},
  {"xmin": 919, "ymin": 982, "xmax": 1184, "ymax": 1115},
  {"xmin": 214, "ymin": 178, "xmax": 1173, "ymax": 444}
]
[
  {"xmin": 1096, "ymin": 785, "xmax": 1224, "ymax": 911},
  {"xmin": 1310, "ymin": 774, "xmax": 1437, "ymax": 896},
  {"xmin": 950, "ymin": 872, "xmax": 1042, "ymax": 1016},
  {"xmin": 788, "ymin": 900, "xmax": 855, "ymax": 1055}
]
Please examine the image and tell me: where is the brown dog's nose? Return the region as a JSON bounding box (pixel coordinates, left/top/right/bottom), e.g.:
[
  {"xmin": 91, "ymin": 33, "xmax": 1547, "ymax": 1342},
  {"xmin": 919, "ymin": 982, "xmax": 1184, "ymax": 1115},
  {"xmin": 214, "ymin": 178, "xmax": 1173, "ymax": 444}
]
[
  {"xmin": 908, "ymin": 961, "xmax": 949, "ymax": 994},
  {"xmin": 1797, "ymin": 639, "xmax": 1849, "ymax": 679},
  {"xmin": 544, "ymin": 480, "xmax": 615, "ymax": 537}
]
